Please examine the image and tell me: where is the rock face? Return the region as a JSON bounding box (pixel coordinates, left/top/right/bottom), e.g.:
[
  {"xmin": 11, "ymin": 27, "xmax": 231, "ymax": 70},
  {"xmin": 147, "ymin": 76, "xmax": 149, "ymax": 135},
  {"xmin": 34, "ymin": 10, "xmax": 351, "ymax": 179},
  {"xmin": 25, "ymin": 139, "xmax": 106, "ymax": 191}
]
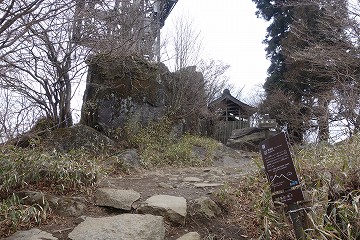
[
  {"xmin": 80, "ymin": 55, "xmax": 207, "ymax": 140},
  {"xmin": 95, "ymin": 188, "xmax": 140, "ymax": 210},
  {"xmin": 68, "ymin": 214, "xmax": 165, "ymax": 240},
  {"xmin": 226, "ymin": 127, "xmax": 278, "ymax": 151},
  {"xmin": 138, "ymin": 195, "xmax": 187, "ymax": 225},
  {"xmin": 4, "ymin": 228, "xmax": 57, "ymax": 240},
  {"xmin": 80, "ymin": 55, "xmax": 167, "ymax": 139}
]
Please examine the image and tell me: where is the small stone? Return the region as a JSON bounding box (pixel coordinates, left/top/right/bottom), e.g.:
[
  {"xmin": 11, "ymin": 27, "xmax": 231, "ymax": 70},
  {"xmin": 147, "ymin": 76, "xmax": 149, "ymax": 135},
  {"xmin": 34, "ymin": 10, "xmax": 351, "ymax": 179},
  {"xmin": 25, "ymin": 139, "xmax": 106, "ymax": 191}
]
[
  {"xmin": 183, "ymin": 177, "xmax": 202, "ymax": 182},
  {"xmin": 158, "ymin": 182, "xmax": 174, "ymax": 189},
  {"xmin": 193, "ymin": 197, "xmax": 222, "ymax": 218}
]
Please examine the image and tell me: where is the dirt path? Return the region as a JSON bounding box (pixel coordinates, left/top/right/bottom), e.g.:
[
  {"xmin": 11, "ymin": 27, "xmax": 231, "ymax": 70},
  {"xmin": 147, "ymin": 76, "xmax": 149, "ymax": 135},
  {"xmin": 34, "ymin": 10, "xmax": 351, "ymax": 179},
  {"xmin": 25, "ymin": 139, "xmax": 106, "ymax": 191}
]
[
  {"xmin": 98, "ymin": 151, "xmax": 258, "ymax": 202},
  {"xmin": 38, "ymin": 149, "xmax": 260, "ymax": 240}
]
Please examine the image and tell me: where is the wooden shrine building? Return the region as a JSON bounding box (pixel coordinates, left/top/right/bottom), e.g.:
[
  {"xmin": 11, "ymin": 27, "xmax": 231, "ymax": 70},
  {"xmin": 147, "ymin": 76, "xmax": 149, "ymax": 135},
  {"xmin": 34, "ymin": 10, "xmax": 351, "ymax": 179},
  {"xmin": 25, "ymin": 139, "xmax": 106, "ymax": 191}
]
[{"xmin": 208, "ymin": 89, "xmax": 256, "ymax": 143}]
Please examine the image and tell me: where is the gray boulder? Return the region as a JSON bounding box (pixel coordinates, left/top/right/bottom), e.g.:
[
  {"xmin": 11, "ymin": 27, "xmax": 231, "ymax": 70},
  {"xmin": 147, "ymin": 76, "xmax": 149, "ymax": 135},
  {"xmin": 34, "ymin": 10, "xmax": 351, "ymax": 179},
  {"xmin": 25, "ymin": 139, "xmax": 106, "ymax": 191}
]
[
  {"xmin": 191, "ymin": 196, "xmax": 222, "ymax": 218},
  {"xmin": 15, "ymin": 191, "xmax": 85, "ymax": 217},
  {"xmin": 68, "ymin": 214, "xmax": 165, "ymax": 240},
  {"xmin": 4, "ymin": 228, "xmax": 57, "ymax": 240},
  {"xmin": 95, "ymin": 188, "xmax": 140, "ymax": 210},
  {"xmin": 138, "ymin": 195, "xmax": 187, "ymax": 225},
  {"xmin": 117, "ymin": 149, "xmax": 141, "ymax": 168}
]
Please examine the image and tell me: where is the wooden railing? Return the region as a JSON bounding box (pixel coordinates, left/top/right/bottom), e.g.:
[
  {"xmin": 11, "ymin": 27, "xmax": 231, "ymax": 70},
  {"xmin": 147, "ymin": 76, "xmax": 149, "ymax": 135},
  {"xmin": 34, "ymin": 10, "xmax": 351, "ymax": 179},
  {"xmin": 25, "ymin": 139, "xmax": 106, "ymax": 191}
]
[{"xmin": 212, "ymin": 120, "xmax": 250, "ymax": 144}]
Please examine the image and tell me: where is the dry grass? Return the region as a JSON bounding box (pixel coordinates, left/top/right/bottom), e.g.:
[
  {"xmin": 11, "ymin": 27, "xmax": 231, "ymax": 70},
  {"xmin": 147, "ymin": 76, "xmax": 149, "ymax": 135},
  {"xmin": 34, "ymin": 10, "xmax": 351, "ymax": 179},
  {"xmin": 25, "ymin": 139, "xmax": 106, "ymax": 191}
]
[{"xmin": 214, "ymin": 136, "xmax": 360, "ymax": 240}]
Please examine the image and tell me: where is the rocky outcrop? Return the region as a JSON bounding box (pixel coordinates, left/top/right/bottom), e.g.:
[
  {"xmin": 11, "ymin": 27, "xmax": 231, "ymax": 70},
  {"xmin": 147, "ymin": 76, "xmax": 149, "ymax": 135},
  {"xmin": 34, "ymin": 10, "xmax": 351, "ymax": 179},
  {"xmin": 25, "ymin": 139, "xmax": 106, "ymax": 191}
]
[
  {"xmin": 138, "ymin": 195, "xmax": 187, "ymax": 225},
  {"xmin": 80, "ymin": 55, "xmax": 168, "ymax": 140},
  {"xmin": 226, "ymin": 127, "xmax": 277, "ymax": 151},
  {"xmin": 42, "ymin": 124, "xmax": 116, "ymax": 153},
  {"xmin": 95, "ymin": 188, "xmax": 140, "ymax": 210},
  {"xmin": 68, "ymin": 214, "xmax": 165, "ymax": 240},
  {"xmin": 80, "ymin": 55, "xmax": 207, "ymax": 140}
]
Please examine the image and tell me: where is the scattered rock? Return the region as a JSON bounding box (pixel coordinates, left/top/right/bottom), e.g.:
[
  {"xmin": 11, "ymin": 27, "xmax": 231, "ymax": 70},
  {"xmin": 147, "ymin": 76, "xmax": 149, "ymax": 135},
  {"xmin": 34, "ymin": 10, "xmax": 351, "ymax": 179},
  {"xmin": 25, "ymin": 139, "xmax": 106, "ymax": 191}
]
[
  {"xmin": 192, "ymin": 197, "xmax": 222, "ymax": 218},
  {"xmin": 194, "ymin": 183, "xmax": 224, "ymax": 188},
  {"xmin": 68, "ymin": 214, "xmax": 165, "ymax": 240},
  {"xmin": 138, "ymin": 195, "xmax": 187, "ymax": 225},
  {"xmin": 158, "ymin": 182, "xmax": 174, "ymax": 189},
  {"xmin": 176, "ymin": 232, "xmax": 201, "ymax": 240},
  {"xmin": 191, "ymin": 146, "xmax": 207, "ymax": 161},
  {"xmin": 4, "ymin": 228, "xmax": 57, "ymax": 240},
  {"xmin": 95, "ymin": 188, "xmax": 140, "ymax": 210},
  {"xmin": 182, "ymin": 177, "xmax": 202, "ymax": 182},
  {"xmin": 116, "ymin": 149, "xmax": 141, "ymax": 169}
]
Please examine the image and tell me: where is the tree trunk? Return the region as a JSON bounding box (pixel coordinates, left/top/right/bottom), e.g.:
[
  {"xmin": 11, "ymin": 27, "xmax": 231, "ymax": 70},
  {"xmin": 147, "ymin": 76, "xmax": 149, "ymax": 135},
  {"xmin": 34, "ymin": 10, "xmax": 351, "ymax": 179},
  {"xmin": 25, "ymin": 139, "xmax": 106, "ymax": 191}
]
[{"xmin": 317, "ymin": 93, "xmax": 330, "ymax": 142}]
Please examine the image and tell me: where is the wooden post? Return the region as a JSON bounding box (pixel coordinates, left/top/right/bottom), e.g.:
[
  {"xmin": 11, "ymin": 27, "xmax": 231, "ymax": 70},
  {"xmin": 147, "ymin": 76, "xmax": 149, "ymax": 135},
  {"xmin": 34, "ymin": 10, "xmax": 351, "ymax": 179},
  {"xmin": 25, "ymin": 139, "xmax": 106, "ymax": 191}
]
[{"xmin": 288, "ymin": 203, "xmax": 305, "ymax": 240}]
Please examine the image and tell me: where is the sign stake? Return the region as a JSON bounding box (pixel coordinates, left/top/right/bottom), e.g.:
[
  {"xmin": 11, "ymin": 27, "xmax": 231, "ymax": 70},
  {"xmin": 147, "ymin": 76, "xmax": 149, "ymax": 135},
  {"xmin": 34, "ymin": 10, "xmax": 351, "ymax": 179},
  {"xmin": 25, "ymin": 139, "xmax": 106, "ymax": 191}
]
[{"xmin": 288, "ymin": 203, "xmax": 305, "ymax": 240}]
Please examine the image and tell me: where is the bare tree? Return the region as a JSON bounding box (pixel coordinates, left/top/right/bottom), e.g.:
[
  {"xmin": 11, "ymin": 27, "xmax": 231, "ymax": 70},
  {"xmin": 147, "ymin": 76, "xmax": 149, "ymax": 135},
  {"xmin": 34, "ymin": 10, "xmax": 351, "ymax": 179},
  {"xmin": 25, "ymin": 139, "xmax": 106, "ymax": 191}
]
[
  {"xmin": 0, "ymin": 89, "xmax": 42, "ymax": 142},
  {"xmin": 0, "ymin": 0, "xmax": 48, "ymax": 52},
  {"xmin": 161, "ymin": 15, "xmax": 231, "ymax": 115},
  {"xmin": 162, "ymin": 15, "xmax": 203, "ymax": 71},
  {"xmin": 197, "ymin": 59, "xmax": 231, "ymax": 104},
  {"xmin": 0, "ymin": 1, "xmax": 89, "ymax": 128}
]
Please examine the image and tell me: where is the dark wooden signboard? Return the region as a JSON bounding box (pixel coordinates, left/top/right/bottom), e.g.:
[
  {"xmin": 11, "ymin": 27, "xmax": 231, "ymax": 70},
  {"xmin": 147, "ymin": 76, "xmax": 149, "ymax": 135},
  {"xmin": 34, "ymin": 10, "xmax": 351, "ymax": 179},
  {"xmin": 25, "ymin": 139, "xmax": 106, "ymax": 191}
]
[
  {"xmin": 272, "ymin": 188, "xmax": 304, "ymax": 205},
  {"xmin": 259, "ymin": 132, "xmax": 301, "ymax": 192}
]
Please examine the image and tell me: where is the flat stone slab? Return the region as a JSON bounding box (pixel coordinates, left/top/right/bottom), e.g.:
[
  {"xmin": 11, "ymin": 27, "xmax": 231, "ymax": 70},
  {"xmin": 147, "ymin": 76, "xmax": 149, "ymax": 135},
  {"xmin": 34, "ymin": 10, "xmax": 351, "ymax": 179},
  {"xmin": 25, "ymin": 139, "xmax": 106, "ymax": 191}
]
[
  {"xmin": 68, "ymin": 214, "xmax": 165, "ymax": 240},
  {"xmin": 182, "ymin": 177, "xmax": 202, "ymax": 182},
  {"xmin": 4, "ymin": 228, "xmax": 57, "ymax": 240},
  {"xmin": 95, "ymin": 188, "xmax": 140, "ymax": 210},
  {"xmin": 194, "ymin": 183, "xmax": 224, "ymax": 188},
  {"xmin": 176, "ymin": 232, "xmax": 201, "ymax": 240},
  {"xmin": 138, "ymin": 195, "xmax": 187, "ymax": 225}
]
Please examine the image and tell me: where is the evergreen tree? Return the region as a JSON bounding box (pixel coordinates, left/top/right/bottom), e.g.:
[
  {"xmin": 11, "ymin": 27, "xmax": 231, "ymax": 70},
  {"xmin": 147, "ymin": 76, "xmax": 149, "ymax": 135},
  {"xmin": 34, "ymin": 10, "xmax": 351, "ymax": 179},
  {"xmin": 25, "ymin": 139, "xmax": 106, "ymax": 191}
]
[
  {"xmin": 253, "ymin": 0, "xmax": 308, "ymax": 143},
  {"xmin": 253, "ymin": 0, "xmax": 350, "ymax": 142}
]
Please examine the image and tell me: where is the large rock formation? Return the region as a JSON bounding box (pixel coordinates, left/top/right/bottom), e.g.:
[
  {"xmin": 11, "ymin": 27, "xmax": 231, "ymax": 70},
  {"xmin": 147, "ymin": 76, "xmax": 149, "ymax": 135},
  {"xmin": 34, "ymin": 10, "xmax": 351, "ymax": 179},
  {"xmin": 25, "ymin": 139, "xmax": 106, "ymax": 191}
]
[
  {"xmin": 80, "ymin": 55, "xmax": 169, "ymax": 139},
  {"xmin": 80, "ymin": 55, "xmax": 207, "ymax": 140}
]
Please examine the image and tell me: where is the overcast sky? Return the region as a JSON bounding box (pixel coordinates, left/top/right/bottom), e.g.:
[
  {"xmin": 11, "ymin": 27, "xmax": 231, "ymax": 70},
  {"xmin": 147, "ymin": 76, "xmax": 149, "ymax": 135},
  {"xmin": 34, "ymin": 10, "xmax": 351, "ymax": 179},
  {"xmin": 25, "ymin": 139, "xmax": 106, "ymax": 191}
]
[{"xmin": 161, "ymin": 0, "xmax": 270, "ymax": 100}]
